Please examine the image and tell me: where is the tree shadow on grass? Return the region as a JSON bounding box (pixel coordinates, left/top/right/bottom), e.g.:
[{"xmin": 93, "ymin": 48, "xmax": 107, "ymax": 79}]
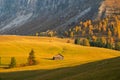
[
  {"xmin": 42, "ymin": 58, "xmax": 53, "ymax": 60},
  {"xmin": 0, "ymin": 57, "xmax": 120, "ymax": 80}
]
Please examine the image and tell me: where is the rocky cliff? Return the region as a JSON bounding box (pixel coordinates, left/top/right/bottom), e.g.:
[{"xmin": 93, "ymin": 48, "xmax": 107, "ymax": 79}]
[{"xmin": 0, "ymin": 0, "xmax": 119, "ymax": 35}]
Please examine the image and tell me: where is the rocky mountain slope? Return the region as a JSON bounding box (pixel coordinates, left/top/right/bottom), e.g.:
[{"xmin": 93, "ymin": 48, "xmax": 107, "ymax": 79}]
[{"xmin": 0, "ymin": 0, "xmax": 119, "ymax": 35}]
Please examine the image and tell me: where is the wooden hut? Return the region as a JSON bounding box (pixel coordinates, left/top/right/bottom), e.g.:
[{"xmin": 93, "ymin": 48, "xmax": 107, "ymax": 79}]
[{"xmin": 53, "ymin": 54, "xmax": 64, "ymax": 60}]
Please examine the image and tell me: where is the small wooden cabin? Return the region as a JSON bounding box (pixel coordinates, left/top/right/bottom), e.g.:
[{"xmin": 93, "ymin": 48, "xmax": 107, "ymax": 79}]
[{"xmin": 53, "ymin": 54, "xmax": 64, "ymax": 60}]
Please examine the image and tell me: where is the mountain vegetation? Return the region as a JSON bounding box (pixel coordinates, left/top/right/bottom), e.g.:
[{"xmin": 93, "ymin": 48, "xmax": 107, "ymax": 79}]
[{"xmin": 64, "ymin": 15, "xmax": 120, "ymax": 50}]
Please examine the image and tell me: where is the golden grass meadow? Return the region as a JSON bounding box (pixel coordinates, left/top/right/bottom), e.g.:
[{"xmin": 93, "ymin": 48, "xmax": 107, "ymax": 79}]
[{"xmin": 0, "ymin": 35, "xmax": 120, "ymax": 80}]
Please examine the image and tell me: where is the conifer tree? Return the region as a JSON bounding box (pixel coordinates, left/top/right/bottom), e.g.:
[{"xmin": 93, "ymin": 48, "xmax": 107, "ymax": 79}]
[
  {"xmin": 74, "ymin": 38, "xmax": 80, "ymax": 45},
  {"xmin": 28, "ymin": 49, "xmax": 36, "ymax": 65},
  {"xmin": 9, "ymin": 57, "xmax": 16, "ymax": 68}
]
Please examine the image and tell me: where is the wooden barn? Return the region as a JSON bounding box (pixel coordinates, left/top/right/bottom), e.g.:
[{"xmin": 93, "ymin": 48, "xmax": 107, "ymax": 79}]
[{"xmin": 53, "ymin": 54, "xmax": 64, "ymax": 60}]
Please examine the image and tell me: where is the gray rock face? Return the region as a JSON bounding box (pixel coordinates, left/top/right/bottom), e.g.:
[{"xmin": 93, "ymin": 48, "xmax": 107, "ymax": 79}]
[{"xmin": 0, "ymin": 0, "xmax": 103, "ymax": 35}]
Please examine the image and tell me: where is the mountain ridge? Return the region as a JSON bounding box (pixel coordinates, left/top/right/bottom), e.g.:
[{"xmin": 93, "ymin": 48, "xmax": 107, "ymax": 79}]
[{"xmin": 0, "ymin": 0, "xmax": 120, "ymax": 35}]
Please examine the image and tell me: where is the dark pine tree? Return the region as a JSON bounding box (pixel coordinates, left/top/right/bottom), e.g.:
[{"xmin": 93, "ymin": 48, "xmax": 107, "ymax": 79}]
[{"xmin": 74, "ymin": 38, "xmax": 80, "ymax": 45}]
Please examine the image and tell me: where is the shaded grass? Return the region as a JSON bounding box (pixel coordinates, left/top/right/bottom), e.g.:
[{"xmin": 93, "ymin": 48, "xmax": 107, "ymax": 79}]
[{"xmin": 0, "ymin": 57, "xmax": 120, "ymax": 80}]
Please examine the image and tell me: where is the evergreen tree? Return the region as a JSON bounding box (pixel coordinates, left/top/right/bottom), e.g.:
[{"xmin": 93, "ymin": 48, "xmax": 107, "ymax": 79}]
[
  {"xmin": 9, "ymin": 57, "xmax": 16, "ymax": 68},
  {"xmin": 74, "ymin": 38, "xmax": 80, "ymax": 45},
  {"xmin": 28, "ymin": 49, "xmax": 36, "ymax": 65},
  {"xmin": 95, "ymin": 38, "xmax": 103, "ymax": 47},
  {"xmin": 115, "ymin": 42, "xmax": 120, "ymax": 51},
  {"xmin": 105, "ymin": 42, "xmax": 113, "ymax": 49}
]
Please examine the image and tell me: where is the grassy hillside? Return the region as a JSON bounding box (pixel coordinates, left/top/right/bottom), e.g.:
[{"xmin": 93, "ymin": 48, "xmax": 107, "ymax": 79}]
[{"xmin": 0, "ymin": 35, "xmax": 120, "ymax": 80}]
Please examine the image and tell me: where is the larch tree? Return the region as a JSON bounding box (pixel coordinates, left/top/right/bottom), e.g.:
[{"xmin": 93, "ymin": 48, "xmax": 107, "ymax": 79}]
[
  {"xmin": 82, "ymin": 30, "xmax": 86, "ymax": 37},
  {"xmin": 106, "ymin": 37, "xmax": 114, "ymax": 49},
  {"xmin": 117, "ymin": 19, "xmax": 120, "ymax": 39},
  {"xmin": 36, "ymin": 32, "xmax": 39, "ymax": 36},
  {"xmin": 70, "ymin": 31, "xmax": 74, "ymax": 38},
  {"xmin": 88, "ymin": 29, "xmax": 93, "ymax": 36},
  {"xmin": 82, "ymin": 38, "xmax": 90, "ymax": 46},
  {"xmin": 107, "ymin": 28, "xmax": 112, "ymax": 37},
  {"xmin": 100, "ymin": 37, "xmax": 107, "ymax": 47}
]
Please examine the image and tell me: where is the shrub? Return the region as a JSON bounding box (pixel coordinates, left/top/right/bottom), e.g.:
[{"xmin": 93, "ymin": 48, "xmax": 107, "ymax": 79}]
[{"xmin": 67, "ymin": 40, "xmax": 71, "ymax": 43}]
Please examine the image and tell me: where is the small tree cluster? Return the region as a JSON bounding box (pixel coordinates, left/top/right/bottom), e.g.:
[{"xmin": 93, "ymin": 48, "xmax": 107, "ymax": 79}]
[
  {"xmin": 35, "ymin": 30, "xmax": 56, "ymax": 37},
  {"xmin": 74, "ymin": 36, "xmax": 118, "ymax": 50},
  {"xmin": 74, "ymin": 38, "xmax": 90, "ymax": 46},
  {"xmin": 90, "ymin": 37, "xmax": 114, "ymax": 49}
]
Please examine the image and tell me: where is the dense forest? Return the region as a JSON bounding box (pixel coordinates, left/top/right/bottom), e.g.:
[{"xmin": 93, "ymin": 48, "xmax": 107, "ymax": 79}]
[{"xmin": 64, "ymin": 15, "xmax": 120, "ymax": 50}]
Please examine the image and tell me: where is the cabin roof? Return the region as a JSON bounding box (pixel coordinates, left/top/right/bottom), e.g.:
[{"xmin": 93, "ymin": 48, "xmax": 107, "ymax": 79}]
[{"xmin": 53, "ymin": 54, "xmax": 64, "ymax": 57}]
